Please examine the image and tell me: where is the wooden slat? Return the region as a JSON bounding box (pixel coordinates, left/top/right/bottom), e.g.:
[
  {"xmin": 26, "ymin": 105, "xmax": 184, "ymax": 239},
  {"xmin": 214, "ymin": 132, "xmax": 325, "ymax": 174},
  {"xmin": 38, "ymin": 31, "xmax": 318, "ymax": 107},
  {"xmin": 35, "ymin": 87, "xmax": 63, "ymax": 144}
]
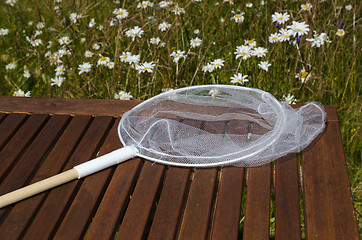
[
  {"xmin": 275, "ymin": 154, "xmax": 301, "ymax": 240},
  {"xmin": 211, "ymin": 167, "xmax": 244, "ymax": 240},
  {"xmin": 0, "ymin": 113, "xmax": 6, "ymax": 122},
  {"xmin": 53, "ymin": 119, "xmax": 123, "ymax": 240},
  {"xmin": 243, "ymin": 164, "xmax": 271, "ymax": 239},
  {"xmin": 0, "ymin": 115, "xmax": 92, "ymax": 240},
  {"xmin": 178, "ymin": 168, "xmax": 218, "ymax": 240},
  {"xmin": 302, "ymin": 107, "xmax": 359, "ymax": 239},
  {"xmin": 116, "ymin": 161, "xmax": 165, "ymax": 240},
  {"xmin": 84, "ymin": 158, "xmax": 142, "ymax": 240},
  {"xmin": 0, "ymin": 113, "xmax": 28, "ymax": 150},
  {"xmin": 22, "ymin": 116, "xmax": 113, "ymax": 240},
  {"xmin": 0, "ymin": 96, "xmax": 141, "ymax": 117},
  {"xmin": 0, "ymin": 115, "xmax": 70, "ymax": 196},
  {"xmin": 148, "ymin": 167, "xmax": 191, "ymax": 240},
  {"xmin": 0, "ymin": 114, "xmax": 48, "ymax": 180}
]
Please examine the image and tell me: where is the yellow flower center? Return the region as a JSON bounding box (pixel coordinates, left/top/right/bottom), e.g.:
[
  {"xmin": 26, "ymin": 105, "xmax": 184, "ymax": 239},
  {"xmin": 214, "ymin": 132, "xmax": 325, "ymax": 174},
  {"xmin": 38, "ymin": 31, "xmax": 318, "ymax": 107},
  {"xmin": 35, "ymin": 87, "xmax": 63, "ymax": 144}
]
[
  {"xmin": 304, "ymin": 5, "xmax": 309, "ymax": 9},
  {"xmin": 242, "ymin": 52, "xmax": 247, "ymax": 56},
  {"xmin": 20, "ymin": 94, "xmax": 25, "ymax": 97},
  {"xmin": 235, "ymin": 14, "xmax": 241, "ymax": 18},
  {"xmin": 100, "ymin": 57, "xmax": 107, "ymax": 61},
  {"xmin": 278, "ymin": 17, "xmax": 283, "ymax": 20},
  {"xmin": 338, "ymin": 30, "xmax": 343, "ymax": 34},
  {"xmin": 301, "ymin": 71, "xmax": 308, "ymax": 79},
  {"xmin": 248, "ymin": 40, "xmax": 254, "ymax": 44},
  {"xmin": 84, "ymin": 67, "xmax": 88, "ymax": 70},
  {"xmin": 118, "ymin": 12, "xmax": 123, "ymax": 15},
  {"xmin": 144, "ymin": 67, "xmax": 149, "ymax": 70},
  {"xmin": 284, "ymin": 35, "xmax": 289, "ymax": 38},
  {"xmin": 142, "ymin": 3, "xmax": 147, "ymax": 6}
]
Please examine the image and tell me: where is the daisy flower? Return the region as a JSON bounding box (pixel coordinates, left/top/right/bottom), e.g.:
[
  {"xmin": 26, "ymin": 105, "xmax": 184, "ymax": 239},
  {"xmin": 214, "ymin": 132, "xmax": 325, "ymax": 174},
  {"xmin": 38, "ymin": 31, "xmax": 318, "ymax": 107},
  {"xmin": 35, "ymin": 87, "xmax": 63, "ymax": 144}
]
[
  {"xmin": 209, "ymin": 89, "xmax": 220, "ymax": 97},
  {"xmin": 211, "ymin": 59, "xmax": 225, "ymax": 69},
  {"xmin": 202, "ymin": 63, "xmax": 215, "ymax": 73},
  {"xmin": 223, "ymin": 0, "xmax": 234, "ymax": 4},
  {"xmin": 194, "ymin": 29, "xmax": 200, "ymax": 34},
  {"xmin": 137, "ymin": 1, "xmax": 151, "ymax": 9},
  {"xmin": 246, "ymin": 3, "xmax": 253, "ymax": 8},
  {"xmin": 55, "ymin": 65, "xmax": 66, "ymax": 76},
  {"xmin": 5, "ymin": 62, "xmax": 16, "ymax": 70},
  {"xmin": 283, "ymin": 94, "xmax": 296, "ymax": 104},
  {"xmin": 107, "ymin": 61, "xmax": 115, "ymax": 69},
  {"xmin": 170, "ymin": 50, "xmax": 186, "ymax": 63},
  {"xmin": 245, "ymin": 39, "xmax": 257, "ymax": 48},
  {"xmin": 89, "ymin": 18, "xmax": 96, "ymax": 28},
  {"xmin": 345, "ymin": 5, "xmax": 352, "ymax": 11},
  {"xmin": 271, "ymin": 12, "xmax": 290, "ymax": 25},
  {"xmin": 114, "ymin": 91, "xmax": 133, "ymax": 100},
  {"xmin": 31, "ymin": 39, "xmax": 43, "ymax": 47},
  {"xmin": 23, "ymin": 70, "xmax": 31, "ymax": 79},
  {"xmin": 0, "ymin": 28, "xmax": 9, "ymax": 36},
  {"xmin": 92, "ymin": 43, "xmax": 100, "ymax": 50},
  {"xmin": 70, "ymin": 13, "xmax": 82, "ymax": 23},
  {"xmin": 287, "ymin": 21, "xmax": 310, "ymax": 37},
  {"xmin": 306, "ymin": 31, "xmax": 330, "ymax": 47},
  {"xmin": 336, "ymin": 29, "xmax": 345, "ymax": 37},
  {"xmin": 278, "ymin": 28, "xmax": 293, "ymax": 42},
  {"xmin": 36, "ymin": 22, "xmax": 45, "ymax": 29},
  {"xmin": 125, "ymin": 26, "xmax": 144, "ymax": 41},
  {"xmin": 269, "ymin": 33, "xmax": 279, "ymax": 43},
  {"xmin": 51, "ymin": 76, "xmax": 65, "ymax": 87},
  {"xmin": 59, "ymin": 36, "xmax": 71, "ymax": 45},
  {"xmin": 159, "ymin": 1, "xmax": 172, "ymax": 8},
  {"xmin": 84, "ymin": 50, "xmax": 94, "ymax": 58},
  {"xmin": 136, "ymin": 61, "xmax": 155, "ymax": 74},
  {"xmin": 150, "ymin": 37, "xmax": 161, "ymax": 45},
  {"xmin": 113, "ymin": 8, "xmax": 129, "ymax": 19},
  {"xmin": 97, "ymin": 56, "xmax": 110, "ymax": 66},
  {"xmin": 301, "ymin": 3, "xmax": 312, "ymax": 11},
  {"xmin": 6, "ymin": 0, "xmax": 18, "ymax": 7},
  {"xmin": 172, "ymin": 5, "xmax": 185, "ymax": 15},
  {"xmin": 258, "ymin": 61, "xmax": 271, "ymax": 71},
  {"xmin": 158, "ymin": 22, "xmax": 171, "ymax": 32},
  {"xmin": 230, "ymin": 73, "xmax": 249, "ymax": 85},
  {"xmin": 78, "ymin": 62, "xmax": 93, "ymax": 75},
  {"xmin": 252, "ymin": 47, "xmax": 268, "ymax": 58},
  {"xmin": 128, "ymin": 54, "xmax": 140, "ymax": 65},
  {"xmin": 234, "ymin": 45, "xmax": 252, "ymax": 60},
  {"xmin": 110, "ymin": 18, "xmax": 118, "ymax": 26},
  {"xmin": 230, "ymin": 11, "xmax": 245, "ymax": 23},
  {"xmin": 57, "ymin": 48, "xmax": 71, "ymax": 57},
  {"xmin": 119, "ymin": 52, "xmax": 132, "ymax": 63},
  {"xmin": 295, "ymin": 68, "xmax": 310, "ymax": 83},
  {"xmin": 13, "ymin": 89, "xmax": 30, "ymax": 97},
  {"xmin": 190, "ymin": 37, "xmax": 202, "ymax": 48}
]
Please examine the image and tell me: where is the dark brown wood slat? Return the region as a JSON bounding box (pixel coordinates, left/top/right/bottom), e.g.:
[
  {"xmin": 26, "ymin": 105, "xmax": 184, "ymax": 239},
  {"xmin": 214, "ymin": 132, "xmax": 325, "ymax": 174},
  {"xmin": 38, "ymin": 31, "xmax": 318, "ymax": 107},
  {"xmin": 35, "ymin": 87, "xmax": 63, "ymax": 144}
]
[
  {"xmin": 22, "ymin": 116, "xmax": 113, "ymax": 240},
  {"xmin": 148, "ymin": 167, "xmax": 191, "ymax": 240},
  {"xmin": 53, "ymin": 119, "xmax": 122, "ymax": 240},
  {"xmin": 0, "ymin": 115, "xmax": 92, "ymax": 240},
  {"xmin": 243, "ymin": 163, "xmax": 271, "ymax": 239},
  {"xmin": 275, "ymin": 154, "xmax": 301, "ymax": 240},
  {"xmin": 0, "ymin": 96, "xmax": 141, "ymax": 116},
  {"xmin": 0, "ymin": 113, "xmax": 6, "ymax": 122},
  {"xmin": 178, "ymin": 168, "xmax": 218, "ymax": 240},
  {"xmin": 0, "ymin": 113, "xmax": 28, "ymax": 150},
  {"xmin": 116, "ymin": 161, "xmax": 165, "ymax": 240},
  {"xmin": 302, "ymin": 107, "xmax": 359, "ymax": 239},
  {"xmin": 0, "ymin": 115, "xmax": 70, "ymax": 196},
  {"xmin": 0, "ymin": 114, "xmax": 48, "ymax": 180},
  {"xmin": 84, "ymin": 158, "xmax": 142, "ymax": 240},
  {"xmin": 211, "ymin": 167, "xmax": 244, "ymax": 240}
]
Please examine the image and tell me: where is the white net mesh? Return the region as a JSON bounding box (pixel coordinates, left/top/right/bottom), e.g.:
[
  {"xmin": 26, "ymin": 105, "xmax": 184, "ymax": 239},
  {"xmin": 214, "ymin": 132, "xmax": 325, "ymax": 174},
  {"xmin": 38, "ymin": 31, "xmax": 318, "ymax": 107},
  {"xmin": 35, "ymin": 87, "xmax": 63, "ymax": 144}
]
[{"xmin": 118, "ymin": 85, "xmax": 326, "ymax": 167}]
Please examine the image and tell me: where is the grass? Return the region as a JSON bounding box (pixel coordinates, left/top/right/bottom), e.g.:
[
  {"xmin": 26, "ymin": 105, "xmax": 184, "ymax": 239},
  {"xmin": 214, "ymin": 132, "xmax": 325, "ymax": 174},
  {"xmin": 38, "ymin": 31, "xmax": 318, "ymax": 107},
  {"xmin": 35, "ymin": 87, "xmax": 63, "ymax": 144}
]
[{"xmin": 0, "ymin": 0, "xmax": 361, "ymax": 236}]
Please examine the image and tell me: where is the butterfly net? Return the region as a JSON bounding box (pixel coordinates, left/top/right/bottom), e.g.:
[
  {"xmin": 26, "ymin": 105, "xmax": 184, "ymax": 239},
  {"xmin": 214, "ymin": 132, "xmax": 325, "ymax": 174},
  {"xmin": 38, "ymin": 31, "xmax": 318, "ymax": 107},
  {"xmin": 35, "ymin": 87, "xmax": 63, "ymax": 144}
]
[{"xmin": 118, "ymin": 85, "xmax": 326, "ymax": 167}]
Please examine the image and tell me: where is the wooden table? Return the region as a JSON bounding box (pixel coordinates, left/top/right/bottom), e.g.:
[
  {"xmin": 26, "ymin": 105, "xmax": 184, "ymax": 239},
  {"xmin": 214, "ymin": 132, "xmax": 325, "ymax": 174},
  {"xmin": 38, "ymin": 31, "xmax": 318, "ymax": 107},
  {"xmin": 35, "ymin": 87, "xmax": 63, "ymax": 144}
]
[{"xmin": 0, "ymin": 96, "xmax": 358, "ymax": 240}]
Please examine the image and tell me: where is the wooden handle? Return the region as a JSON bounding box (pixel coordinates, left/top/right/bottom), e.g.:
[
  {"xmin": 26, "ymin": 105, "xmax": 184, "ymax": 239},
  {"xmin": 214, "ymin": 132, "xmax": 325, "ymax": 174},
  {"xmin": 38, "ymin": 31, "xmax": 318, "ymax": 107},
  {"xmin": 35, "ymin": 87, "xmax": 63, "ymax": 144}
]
[{"xmin": 0, "ymin": 169, "xmax": 79, "ymax": 208}]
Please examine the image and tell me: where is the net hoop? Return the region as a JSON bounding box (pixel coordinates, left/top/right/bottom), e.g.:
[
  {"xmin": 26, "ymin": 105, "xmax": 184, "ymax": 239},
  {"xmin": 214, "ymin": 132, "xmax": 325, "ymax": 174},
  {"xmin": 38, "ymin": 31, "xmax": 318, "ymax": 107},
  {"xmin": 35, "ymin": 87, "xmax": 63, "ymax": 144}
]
[{"xmin": 118, "ymin": 85, "xmax": 287, "ymax": 167}]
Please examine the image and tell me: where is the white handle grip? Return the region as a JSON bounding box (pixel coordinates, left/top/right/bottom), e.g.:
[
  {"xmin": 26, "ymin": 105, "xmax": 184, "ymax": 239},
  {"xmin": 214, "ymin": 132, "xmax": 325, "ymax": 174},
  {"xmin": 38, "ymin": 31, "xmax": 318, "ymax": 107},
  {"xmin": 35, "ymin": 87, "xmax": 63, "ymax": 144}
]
[{"xmin": 74, "ymin": 145, "xmax": 138, "ymax": 178}]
